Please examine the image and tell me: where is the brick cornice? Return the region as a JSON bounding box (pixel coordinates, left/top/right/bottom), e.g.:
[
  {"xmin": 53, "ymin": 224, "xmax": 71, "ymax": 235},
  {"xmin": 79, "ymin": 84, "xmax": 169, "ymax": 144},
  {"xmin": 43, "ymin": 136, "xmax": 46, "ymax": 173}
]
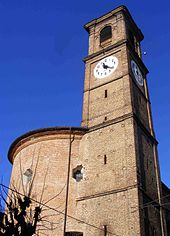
[
  {"xmin": 76, "ymin": 184, "xmax": 138, "ymax": 201},
  {"xmin": 84, "ymin": 112, "xmax": 158, "ymax": 145},
  {"xmin": 84, "ymin": 5, "xmax": 144, "ymax": 41},
  {"xmin": 8, "ymin": 126, "xmax": 88, "ymax": 164},
  {"xmin": 83, "ymin": 39, "xmax": 127, "ymax": 62}
]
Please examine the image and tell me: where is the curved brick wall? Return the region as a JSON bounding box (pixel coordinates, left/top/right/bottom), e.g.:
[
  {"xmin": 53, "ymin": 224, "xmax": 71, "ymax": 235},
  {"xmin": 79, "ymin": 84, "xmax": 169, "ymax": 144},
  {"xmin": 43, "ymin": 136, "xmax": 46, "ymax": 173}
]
[{"xmin": 8, "ymin": 127, "xmax": 87, "ymax": 236}]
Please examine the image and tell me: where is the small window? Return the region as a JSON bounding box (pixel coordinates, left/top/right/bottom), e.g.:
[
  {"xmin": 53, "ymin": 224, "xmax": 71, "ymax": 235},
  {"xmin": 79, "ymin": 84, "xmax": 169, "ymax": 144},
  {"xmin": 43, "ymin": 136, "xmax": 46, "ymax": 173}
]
[
  {"xmin": 105, "ymin": 90, "xmax": 108, "ymax": 98},
  {"xmin": 104, "ymin": 116, "xmax": 107, "ymax": 121},
  {"xmin": 103, "ymin": 225, "xmax": 107, "ymax": 236},
  {"xmin": 104, "ymin": 155, "xmax": 107, "ymax": 165},
  {"xmin": 65, "ymin": 232, "xmax": 83, "ymax": 236},
  {"xmin": 72, "ymin": 165, "xmax": 83, "ymax": 182},
  {"xmin": 23, "ymin": 168, "xmax": 33, "ymax": 185},
  {"xmin": 100, "ymin": 26, "xmax": 112, "ymax": 44}
]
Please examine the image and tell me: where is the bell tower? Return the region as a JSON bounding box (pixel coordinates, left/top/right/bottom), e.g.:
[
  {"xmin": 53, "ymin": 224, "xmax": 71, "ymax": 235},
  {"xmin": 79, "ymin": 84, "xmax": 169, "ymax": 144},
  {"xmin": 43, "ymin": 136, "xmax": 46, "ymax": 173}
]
[
  {"xmin": 79, "ymin": 6, "xmax": 167, "ymax": 236},
  {"xmin": 81, "ymin": 6, "xmax": 148, "ymax": 130}
]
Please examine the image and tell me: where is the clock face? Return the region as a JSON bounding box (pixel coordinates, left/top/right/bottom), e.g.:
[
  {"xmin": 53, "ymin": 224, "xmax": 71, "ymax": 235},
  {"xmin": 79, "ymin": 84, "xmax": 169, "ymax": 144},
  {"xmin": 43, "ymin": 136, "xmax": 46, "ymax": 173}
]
[
  {"xmin": 131, "ymin": 60, "xmax": 144, "ymax": 86},
  {"xmin": 94, "ymin": 55, "xmax": 118, "ymax": 79}
]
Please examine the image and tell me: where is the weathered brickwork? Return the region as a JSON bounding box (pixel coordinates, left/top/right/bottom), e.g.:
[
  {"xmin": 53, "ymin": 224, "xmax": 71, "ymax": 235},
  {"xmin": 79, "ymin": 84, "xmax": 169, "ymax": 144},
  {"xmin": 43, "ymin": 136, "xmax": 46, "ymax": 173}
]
[
  {"xmin": 9, "ymin": 128, "xmax": 87, "ymax": 236},
  {"xmin": 76, "ymin": 188, "xmax": 141, "ymax": 236},
  {"xmin": 8, "ymin": 5, "xmax": 167, "ymax": 236},
  {"xmin": 82, "ymin": 75, "xmax": 132, "ymax": 127},
  {"xmin": 78, "ymin": 119, "xmax": 137, "ymax": 198}
]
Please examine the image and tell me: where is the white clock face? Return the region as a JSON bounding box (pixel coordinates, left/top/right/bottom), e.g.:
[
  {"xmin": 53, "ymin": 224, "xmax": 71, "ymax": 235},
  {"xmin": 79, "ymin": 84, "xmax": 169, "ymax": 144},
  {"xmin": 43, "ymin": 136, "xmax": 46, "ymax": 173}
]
[
  {"xmin": 94, "ymin": 55, "xmax": 118, "ymax": 79},
  {"xmin": 131, "ymin": 60, "xmax": 144, "ymax": 86}
]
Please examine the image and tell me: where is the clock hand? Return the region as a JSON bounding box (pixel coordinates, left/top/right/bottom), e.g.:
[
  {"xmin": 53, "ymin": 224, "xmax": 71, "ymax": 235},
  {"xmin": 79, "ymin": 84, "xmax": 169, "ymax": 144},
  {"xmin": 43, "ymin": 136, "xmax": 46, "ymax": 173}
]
[
  {"xmin": 106, "ymin": 65, "xmax": 114, "ymax": 69},
  {"xmin": 102, "ymin": 63, "xmax": 108, "ymax": 69},
  {"xmin": 102, "ymin": 63, "xmax": 114, "ymax": 69}
]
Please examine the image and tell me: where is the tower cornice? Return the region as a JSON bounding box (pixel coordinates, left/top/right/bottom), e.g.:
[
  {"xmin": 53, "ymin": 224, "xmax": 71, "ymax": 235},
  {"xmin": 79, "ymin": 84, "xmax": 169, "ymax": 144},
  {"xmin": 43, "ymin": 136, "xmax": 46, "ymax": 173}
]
[
  {"xmin": 83, "ymin": 112, "xmax": 158, "ymax": 145},
  {"xmin": 84, "ymin": 5, "xmax": 144, "ymax": 41},
  {"xmin": 83, "ymin": 39, "xmax": 126, "ymax": 62}
]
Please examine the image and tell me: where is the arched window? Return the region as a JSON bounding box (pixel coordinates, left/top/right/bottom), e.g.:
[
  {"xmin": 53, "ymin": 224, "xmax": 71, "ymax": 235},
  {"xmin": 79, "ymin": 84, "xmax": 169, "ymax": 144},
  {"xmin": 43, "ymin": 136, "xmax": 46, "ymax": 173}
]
[
  {"xmin": 100, "ymin": 26, "xmax": 112, "ymax": 44},
  {"xmin": 23, "ymin": 168, "xmax": 33, "ymax": 185},
  {"xmin": 72, "ymin": 165, "xmax": 83, "ymax": 182}
]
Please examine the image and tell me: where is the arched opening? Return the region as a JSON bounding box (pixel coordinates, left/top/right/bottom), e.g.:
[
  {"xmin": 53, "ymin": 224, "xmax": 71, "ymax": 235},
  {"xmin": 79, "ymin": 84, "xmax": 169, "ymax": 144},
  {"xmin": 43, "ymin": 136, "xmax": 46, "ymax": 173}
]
[
  {"xmin": 100, "ymin": 26, "xmax": 112, "ymax": 44},
  {"xmin": 23, "ymin": 168, "xmax": 33, "ymax": 185},
  {"xmin": 72, "ymin": 165, "xmax": 83, "ymax": 182}
]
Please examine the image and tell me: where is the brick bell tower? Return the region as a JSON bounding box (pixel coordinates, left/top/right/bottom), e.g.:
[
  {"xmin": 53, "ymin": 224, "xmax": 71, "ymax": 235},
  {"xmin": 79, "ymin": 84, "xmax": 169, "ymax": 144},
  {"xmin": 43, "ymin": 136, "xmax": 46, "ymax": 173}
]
[{"xmin": 78, "ymin": 5, "xmax": 167, "ymax": 236}]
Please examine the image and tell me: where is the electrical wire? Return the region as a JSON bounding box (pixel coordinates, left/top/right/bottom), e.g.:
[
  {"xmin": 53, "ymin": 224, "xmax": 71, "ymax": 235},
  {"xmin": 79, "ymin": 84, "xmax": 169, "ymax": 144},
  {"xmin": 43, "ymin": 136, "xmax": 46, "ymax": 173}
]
[
  {"xmin": 142, "ymin": 192, "xmax": 170, "ymax": 209},
  {"xmin": 2, "ymin": 183, "xmax": 170, "ymax": 234},
  {"xmin": 0, "ymin": 183, "xmax": 121, "ymax": 236}
]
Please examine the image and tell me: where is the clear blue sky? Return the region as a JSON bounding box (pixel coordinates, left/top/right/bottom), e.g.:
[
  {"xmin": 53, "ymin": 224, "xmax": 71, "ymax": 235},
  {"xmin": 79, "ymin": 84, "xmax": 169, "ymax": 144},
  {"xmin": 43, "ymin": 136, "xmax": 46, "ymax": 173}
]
[{"xmin": 0, "ymin": 0, "xmax": 170, "ymax": 188}]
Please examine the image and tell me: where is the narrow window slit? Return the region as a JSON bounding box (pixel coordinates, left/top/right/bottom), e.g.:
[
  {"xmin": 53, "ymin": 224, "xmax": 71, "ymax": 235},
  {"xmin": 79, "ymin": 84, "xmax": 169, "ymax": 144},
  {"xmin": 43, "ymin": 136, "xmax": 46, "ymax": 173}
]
[
  {"xmin": 104, "ymin": 155, "xmax": 107, "ymax": 165},
  {"xmin": 104, "ymin": 116, "xmax": 107, "ymax": 121},
  {"xmin": 103, "ymin": 225, "xmax": 107, "ymax": 236},
  {"xmin": 105, "ymin": 90, "xmax": 108, "ymax": 98}
]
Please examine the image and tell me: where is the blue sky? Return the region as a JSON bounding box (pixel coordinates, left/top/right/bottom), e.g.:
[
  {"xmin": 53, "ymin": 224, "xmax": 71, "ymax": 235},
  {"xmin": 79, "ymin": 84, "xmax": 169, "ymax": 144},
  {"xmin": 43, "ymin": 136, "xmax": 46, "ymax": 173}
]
[{"xmin": 0, "ymin": 0, "xmax": 170, "ymax": 188}]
